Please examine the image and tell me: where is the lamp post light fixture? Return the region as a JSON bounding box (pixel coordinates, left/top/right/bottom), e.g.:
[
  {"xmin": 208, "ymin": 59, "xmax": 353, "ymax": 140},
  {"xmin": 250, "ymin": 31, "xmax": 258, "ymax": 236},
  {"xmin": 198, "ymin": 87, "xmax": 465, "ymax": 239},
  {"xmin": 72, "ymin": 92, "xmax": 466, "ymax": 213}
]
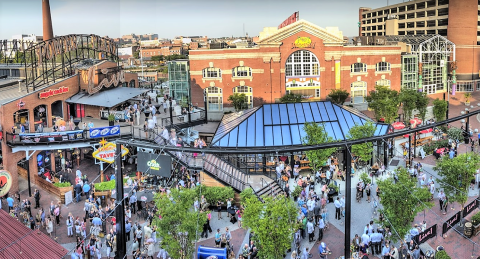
[
  {"xmin": 461, "ymin": 111, "xmax": 465, "ymax": 115},
  {"xmin": 178, "ymin": 231, "xmax": 189, "ymax": 259}
]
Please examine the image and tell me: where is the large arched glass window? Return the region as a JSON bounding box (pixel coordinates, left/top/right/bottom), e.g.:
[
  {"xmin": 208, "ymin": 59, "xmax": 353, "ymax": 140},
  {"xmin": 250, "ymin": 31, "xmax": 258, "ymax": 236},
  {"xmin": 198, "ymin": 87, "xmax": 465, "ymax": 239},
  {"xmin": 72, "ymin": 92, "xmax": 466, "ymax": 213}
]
[
  {"xmin": 233, "ymin": 86, "xmax": 253, "ymax": 108},
  {"xmin": 351, "ymin": 81, "xmax": 367, "ymax": 103},
  {"xmin": 285, "ymin": 50, "xmax": 320, "ymax": 77},
  {"xmin": 204, "ymin": 87, "xmax": 223, "ymax": 111}
]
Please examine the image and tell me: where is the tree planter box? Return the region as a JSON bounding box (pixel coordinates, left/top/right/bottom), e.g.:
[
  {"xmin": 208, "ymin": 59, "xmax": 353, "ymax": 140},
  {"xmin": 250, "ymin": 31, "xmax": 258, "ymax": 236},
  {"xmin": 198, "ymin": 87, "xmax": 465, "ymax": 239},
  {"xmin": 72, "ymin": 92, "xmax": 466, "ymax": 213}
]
[
  {"xmin": 473, "ymin": 223, "xmax": 480, "ymax": 236},
  {"xmin": 34, "ymin": 175, "xmax": 73, "ymax": 204}
]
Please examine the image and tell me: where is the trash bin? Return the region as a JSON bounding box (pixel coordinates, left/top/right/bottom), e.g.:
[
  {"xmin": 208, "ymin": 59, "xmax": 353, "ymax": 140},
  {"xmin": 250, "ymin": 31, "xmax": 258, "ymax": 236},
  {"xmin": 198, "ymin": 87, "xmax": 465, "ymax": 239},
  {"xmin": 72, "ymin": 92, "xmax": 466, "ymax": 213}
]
[
  {"xmin": 424, "ymin": 250, "xmax": 434, "ymax": 259},
  {"xmin": 465, "ymin": 222, "xmax": 473, "ymax": 237}
]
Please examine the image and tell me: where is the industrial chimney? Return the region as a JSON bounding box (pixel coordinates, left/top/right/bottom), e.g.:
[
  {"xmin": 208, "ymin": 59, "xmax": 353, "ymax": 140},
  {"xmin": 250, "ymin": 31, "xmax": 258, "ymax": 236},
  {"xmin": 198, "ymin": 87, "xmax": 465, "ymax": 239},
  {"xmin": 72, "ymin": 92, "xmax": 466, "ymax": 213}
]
[{"xmin": 42, "ymin": 0, "xmax": 54, "ymax": 41}]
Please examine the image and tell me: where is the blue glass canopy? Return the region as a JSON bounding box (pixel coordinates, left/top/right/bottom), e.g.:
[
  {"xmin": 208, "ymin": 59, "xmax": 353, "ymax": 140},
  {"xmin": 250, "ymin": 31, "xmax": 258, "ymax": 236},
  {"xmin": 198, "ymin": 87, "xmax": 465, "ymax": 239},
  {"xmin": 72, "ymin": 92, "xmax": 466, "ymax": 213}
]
[{"xmin": 211, "ymin": 101, "xmax": 390, "ymax": 148}]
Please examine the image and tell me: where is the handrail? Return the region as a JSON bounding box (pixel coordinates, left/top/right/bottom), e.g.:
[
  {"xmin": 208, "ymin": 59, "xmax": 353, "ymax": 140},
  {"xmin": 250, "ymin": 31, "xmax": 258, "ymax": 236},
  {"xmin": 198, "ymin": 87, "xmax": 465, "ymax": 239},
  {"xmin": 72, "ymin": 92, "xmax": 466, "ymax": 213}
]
[
  {"xmin": 161, "ymin": 109, "xmax": 206, "ymax": 127},
  {"xmin": 260, "ymin": 177, "xmax": 266, "ymax": 188}
]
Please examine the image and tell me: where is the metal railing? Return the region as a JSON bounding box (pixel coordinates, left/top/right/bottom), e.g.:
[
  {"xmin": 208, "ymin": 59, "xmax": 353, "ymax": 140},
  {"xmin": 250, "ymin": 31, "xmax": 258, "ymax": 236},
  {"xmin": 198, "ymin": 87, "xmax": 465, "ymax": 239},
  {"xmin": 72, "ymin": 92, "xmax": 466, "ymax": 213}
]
[{"xmin": 160, "ymin": 109, "xmax": 206, "ymax": 128}]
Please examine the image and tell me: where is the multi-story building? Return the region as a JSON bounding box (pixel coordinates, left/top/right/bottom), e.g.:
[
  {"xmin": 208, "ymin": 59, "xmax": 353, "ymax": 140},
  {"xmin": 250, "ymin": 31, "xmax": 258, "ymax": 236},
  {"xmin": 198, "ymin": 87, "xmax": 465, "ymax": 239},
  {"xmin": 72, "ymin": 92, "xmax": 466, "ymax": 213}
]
[
  {"xmin": 141, "ymin": 45, "xmax": 185, "ymax": 58},
  {"xmin": 189, "ymin": 19, "xmax": 403, "ymax": 118},
  {"xmin": 359, "ymin": 0, "xmax": 480, "ymax": 89}
]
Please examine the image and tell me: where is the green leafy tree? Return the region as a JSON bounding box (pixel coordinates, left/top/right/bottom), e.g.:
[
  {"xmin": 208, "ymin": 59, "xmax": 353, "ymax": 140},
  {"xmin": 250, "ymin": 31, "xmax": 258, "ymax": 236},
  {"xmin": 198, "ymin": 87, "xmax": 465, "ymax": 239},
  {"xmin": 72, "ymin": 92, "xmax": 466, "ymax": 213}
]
[
  {"xmin": 228, "ymin": 93, "xmax": 247, "ymax": 111},
  {"xmin": 242, "ymin": 195, "xmax": 298, "ymax": 259},
  {"xmin": 377, "ymin": 167, "xmax": 433, "ymax": 242},
  {"xmin": 434, "ymin": 153, "xmax": 480, "ymax": 215},
  {"xmin": 153, "ymin": 188, "xmax": 206, "ymax": 259},
  {"xmin": 151, "ymin": 55, "xmax": 164, "ymax": 64},
  {"xmin": 133, "ymin": 50, "xmax": 140, "ymax": 59},
  {"xmin": 432, "ymin": 99, "xmax": 448, "ymax": 122},
  {"xmin": 365, "ymin": 85, "xmax": 400, "ymax": 124},
  {"xmin": 302, "ymin": 122, "xmax": 337, "ymax": 171},
  {"xmin": 446, "ymin": 127, "xmax": 463, "ymax": 142},
  {"xmin": 279, "ymin": 93, "xmax": 303, "ymax": 103},
  {"xmin": 415, "ymin": 91, "xmax": 429, "ymax": 124},
  {"xmin": 327, "ymin": 89, "xmax": 350, "ymax": 105},
  {"xmin": 399, "ymin": 89, "xmax": 418, "ymax": 123},
  {"xmin": 347, "ymin": 121, "xmax": 376, "ymax": 163}
]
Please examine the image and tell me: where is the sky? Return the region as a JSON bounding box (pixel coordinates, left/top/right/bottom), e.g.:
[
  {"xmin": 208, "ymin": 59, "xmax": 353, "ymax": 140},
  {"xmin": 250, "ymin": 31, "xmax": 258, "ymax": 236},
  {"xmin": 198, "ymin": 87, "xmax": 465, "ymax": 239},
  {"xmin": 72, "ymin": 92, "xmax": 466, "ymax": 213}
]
[{"xmin": 0, "ymin": 0, "xmax": 409, "ymax": 40}]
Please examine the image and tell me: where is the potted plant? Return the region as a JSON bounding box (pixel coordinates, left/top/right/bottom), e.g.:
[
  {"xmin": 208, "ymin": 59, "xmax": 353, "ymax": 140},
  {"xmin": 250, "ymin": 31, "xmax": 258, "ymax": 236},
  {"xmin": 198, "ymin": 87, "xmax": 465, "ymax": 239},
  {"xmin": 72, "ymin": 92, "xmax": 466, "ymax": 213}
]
[
  {"xmin": 108, "ymin": 113, "xmax": 115, "ymax": 126},
  {"xmin": 292, "ymin": 185, "xmax": 302, "ymax": 201},
  {"xmin": 464, "ymin": 92, "xmax": 472, "ymax": 106},
  {"xmin": 435, "ymin": 250, "xmax": 451, "ymax": 259},
  {"xmin": 471, "ymin": 211, "xmax": 480, "ymax": 236}
]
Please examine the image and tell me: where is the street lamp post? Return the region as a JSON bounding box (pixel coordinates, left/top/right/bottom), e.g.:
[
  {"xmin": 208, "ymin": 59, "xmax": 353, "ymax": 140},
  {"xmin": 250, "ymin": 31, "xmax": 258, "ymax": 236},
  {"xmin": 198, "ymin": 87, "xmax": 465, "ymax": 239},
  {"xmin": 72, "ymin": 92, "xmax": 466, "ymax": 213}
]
[{"xmin": 178, "ymin": 231, "xmax": 188, "ymax": 259}]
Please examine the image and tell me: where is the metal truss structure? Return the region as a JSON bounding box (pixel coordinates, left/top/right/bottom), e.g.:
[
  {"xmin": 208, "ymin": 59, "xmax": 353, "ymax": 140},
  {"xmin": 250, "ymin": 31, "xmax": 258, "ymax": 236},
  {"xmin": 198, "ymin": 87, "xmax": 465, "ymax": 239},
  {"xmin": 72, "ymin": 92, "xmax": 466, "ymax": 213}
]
[
  {"xmin": 0, "ymin": 39, "xmax": 35, "ymax": 65},
  {"xmin": 23, "ymin": 34, "xmax": 119, "ymax": 90}
]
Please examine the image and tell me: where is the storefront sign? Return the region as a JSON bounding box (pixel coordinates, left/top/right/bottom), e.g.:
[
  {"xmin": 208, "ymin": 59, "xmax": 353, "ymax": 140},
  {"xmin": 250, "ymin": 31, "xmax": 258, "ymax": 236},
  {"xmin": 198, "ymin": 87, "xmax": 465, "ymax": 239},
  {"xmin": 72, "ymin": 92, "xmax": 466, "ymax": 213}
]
[
  {"xmin": 442, "ymin": 211, "xmax": 461, "ymax": 236},
  {"xmin": 137, "ymin": 152, "xmax": 172, "ymax": 177},
  {"xmin": 19, "ymin": 130, "xmax": 83, "ymax": 143},
  {"xmin": 0, "ymin": 170, "xmax": 13, "ymax": 197},
  {"xmin": 65, "ymin": 191, "xmax": 73, "ymax": 205},
  {"xmin": 335, "ymin": 60, "xmax": 341, "ymax": 89},
  {"xmin": 463, "ymin": 198, "xmax": 478, "ymax": 218},
  {"xmin": 293, "ymin": 37, "xmax": 315, "ymax": 49},
  {"xmin": 414, "ymin": 224, "xmax": 437, "ymax": 245},
  {"xmin": 89, "ymin": 125, "xmax": 121, "ymax": 138},
  {"xmin": 17, "ymin": 99, "xmax": 25, "ymax": 109},
  {"xmin": 39, "ymin": 86, "xmax": 69, "ymax": 99},
  {"xmin": 92, "ymin": 142, "xmax": 129, "ymax": 164},
  {"xmin": 278, "ymin": 12, "xmax": 299, "ymax": 29},
  {"xmin": 87, "ymin": 66, "xmax": 125, "ymax": 95}
]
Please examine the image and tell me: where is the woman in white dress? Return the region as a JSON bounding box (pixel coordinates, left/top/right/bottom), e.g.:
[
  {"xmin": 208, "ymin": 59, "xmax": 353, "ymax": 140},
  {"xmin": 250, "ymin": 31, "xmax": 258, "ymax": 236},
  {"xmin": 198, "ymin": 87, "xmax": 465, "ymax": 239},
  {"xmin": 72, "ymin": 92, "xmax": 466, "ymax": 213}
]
[{"xmin": 46, "ymin": 217, "xmax": 53, "ymax": 236}]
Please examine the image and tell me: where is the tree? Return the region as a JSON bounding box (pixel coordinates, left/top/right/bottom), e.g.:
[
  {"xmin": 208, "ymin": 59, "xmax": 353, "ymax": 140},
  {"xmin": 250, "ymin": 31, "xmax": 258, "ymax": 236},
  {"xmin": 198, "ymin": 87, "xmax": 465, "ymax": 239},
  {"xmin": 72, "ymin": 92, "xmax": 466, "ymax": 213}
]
[
  {"xmin": 365, "ymin": 85, "xmax": 400, "ymax": 124},
  {"xmin": 327, "ymin": 89, "xmax": 349, "ymax": 105},
  {"xmin": 377, "ymin": 167, "xmax": 433, "ymax": 242},
  {"xmin": 302, "ymin": 122, "xmax": 337, "ymax": 171},
  {"xmin": 434, "ymin": 153, "xmax": 480, "ymax": 218},
  {"xmin": 347, "ymin": 121, "xmax": 376, "ymax": 163},
  {"xmin": 279, "ymin": 93, "xmax": 303, "ymax": 103},
  {"xmin": 399, "ymin": 89, "xmax": 418, "ymax": 123},
  {"xmin": 228, "ymin": 93, "xmax": 247, "ymax": 111},
  {"xmin": 151, "ymin": 55, "xmax": 164, "ymax": 64},
  {"xmin": 432, "ymin": 99, "xmax": 448, "ymax": 122},
  {"xmin": 153, "ymin": 188, "xmax": 206, "ymax": 259},
  {"xmin": 133, "ymin": 50, "xmax": 140, "ymax": 59},
  {"xmin": 415, "ymin": 91, "xmax": 429, "ymax": 124},
  {"xmin": 242, "ymin": 195, "xmax": 298, "ymax": 259}
]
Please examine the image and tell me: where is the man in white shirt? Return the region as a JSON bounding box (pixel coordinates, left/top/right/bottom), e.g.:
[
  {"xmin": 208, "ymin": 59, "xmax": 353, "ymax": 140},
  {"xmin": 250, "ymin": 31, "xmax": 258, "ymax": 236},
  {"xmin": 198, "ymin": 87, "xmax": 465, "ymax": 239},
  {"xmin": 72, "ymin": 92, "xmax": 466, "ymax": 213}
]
[
  {"xmin": 334, "ymin": 197, "xmax": 342, "ymax": 220},
  {"xmin": 438, "ymin": 190, "xmax": 446, "ymax": 215},
  {"xmin": 307, "ymin": 197, "xmax": 315, "ymax": 219},
  {"xmin": 317, "ymin": 215, "xmax": 325, "ymax": 241},
  {"xmin": 307, "ymin": 218, "xmax": 315, "ymax": 242},
  {"xmin": 370, "ymin": 229, "xmax": 383, "ymax": 256},
  {"xmin": 340, "ymin": 195, "xmax": 346, "ymax": 217},
  {"xmin": 361, "ymin": 232, "xmax": 370, "ymax": 246}
]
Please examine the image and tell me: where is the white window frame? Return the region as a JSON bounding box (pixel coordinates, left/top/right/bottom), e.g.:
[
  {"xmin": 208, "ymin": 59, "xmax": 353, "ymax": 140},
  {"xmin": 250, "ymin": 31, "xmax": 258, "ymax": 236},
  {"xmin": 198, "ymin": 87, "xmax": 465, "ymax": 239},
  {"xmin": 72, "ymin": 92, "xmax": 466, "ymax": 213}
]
[
  {"xmin": 350, "ymin": 63, "xmax": 367, "ymax": 73},
  {"xmin": 202, "ymin": 67, "xmax": 222, "ymax": 78},
  {"xmin": 351, "ymin": 81, "xmax": 367, "ymax": 103},
  {"xmin": 375, "ymin": 62, "xmax": 391, "ymax": 72},
  {"xmin": 423, "ymin": 84, "xmax": 436, "ymax": 95},
  {"xmin": 375, "ymin": 79, "xmax": 391, "ymax": 87},
  {"xmin": 285, "ymin": 50, "xmax": 320, "ymax": 77},
  {"xmin": 204, "ymin": 87, "xmax": 223, "ymax": 111},
  {"xmin": 233, "ymin": 86, "xmax": 253, "ymax": 108},
  {"xmin": 232, "ymin": 66, "xmax": 252, "ymax": 77},
  {"xmin": 456, "ymin": 82, "xmax": 474, "ymax": 92}
]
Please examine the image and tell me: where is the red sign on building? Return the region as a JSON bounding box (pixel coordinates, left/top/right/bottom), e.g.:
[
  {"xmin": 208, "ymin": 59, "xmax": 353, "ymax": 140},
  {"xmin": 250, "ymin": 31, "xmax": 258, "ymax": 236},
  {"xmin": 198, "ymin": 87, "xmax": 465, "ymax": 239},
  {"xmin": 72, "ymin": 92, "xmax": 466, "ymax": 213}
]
[
  {"xmin": 38, "ymin": 86, "xmax": 69, "ymax": 99},
  {"xmin": 278, "ymin": 12, "xmax": 299, "ymax": 29}
]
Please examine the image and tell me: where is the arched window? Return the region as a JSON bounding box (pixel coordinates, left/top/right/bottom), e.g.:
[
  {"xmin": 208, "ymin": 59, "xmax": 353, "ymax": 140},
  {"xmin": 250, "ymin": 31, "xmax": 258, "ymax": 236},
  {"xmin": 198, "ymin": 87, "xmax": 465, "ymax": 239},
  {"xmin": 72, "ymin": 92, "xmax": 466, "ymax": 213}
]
[
  {"xmin": 232, "ymin": 66, "xmax": 252, "ymax": 77},
  {"xmin": 350, "ymin": 63, "xmax": 367, "ymax": 73},
  {"xmin": 202, "ymin": 67, "xmax": 222, "ymax": 78},
  {"xmin": 204, "ymin": 87, "xmax": 223, "ymax": 111},
  {"xmin": 376, "ymin": 79, "xmax": 391, "ymax": 87},
  {"xmin": 233, "ymin": 86, "xmax": 253, "ymax": 108},
  {"xmin": 375, "ymin": 62, "xmax": 391, "ymax": 72},
  {"xmin": 351, "ymin": 81, "xmax": 367, "ymax": 103},
  {"xmin": 33, "ymin": 105, "xmax": 47, "ymax": 129},
  {"xmin": 285, "ymin": 50, "xmax": 319, "ymax": 77}
]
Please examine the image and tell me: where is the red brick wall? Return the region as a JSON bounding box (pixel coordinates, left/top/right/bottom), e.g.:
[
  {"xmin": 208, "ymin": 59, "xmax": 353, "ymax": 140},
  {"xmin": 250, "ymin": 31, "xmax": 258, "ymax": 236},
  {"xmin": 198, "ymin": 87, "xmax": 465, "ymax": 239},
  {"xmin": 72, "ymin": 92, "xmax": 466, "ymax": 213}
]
[{"xmin": 189, "ymin": 30, "xmax": 402, "ymax": 108}]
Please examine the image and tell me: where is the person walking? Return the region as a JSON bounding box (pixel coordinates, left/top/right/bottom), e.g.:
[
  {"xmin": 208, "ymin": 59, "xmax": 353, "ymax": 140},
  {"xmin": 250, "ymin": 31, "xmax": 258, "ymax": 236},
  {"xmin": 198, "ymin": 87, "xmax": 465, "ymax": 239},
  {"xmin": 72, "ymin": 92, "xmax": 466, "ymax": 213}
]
[
  {"xmin": 307, "ymin": 218, "xmax": 315, "ymax": 242},
  {"xmin": 46, "ymin": 217, "xmax": 53, "ymax": 237},
  {"xmin": 438, "ymin": 190, "xmax": 447, "ymax": 215},
  {"xmin": 34, "ymin": 189, "xmax": 41, "ymax": 209},
  {"xmin": 334, "ymin": 197, "xmax": 342, "ymax": 220},
  {"xmin": 67, "ymin": 216, "xmax": 74, "ymax": 237},
  {"xmin": 317, "ymin": 215, "xmax": 325, "ymax": 241}
]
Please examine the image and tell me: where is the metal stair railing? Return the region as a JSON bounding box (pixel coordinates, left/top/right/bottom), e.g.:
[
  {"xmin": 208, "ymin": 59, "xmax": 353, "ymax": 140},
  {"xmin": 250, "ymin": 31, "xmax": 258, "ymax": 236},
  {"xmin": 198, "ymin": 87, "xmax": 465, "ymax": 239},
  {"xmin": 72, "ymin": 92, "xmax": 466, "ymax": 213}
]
[{"xmin": 203, "ymin": 154, "xmax": 247, "ymax": 191}]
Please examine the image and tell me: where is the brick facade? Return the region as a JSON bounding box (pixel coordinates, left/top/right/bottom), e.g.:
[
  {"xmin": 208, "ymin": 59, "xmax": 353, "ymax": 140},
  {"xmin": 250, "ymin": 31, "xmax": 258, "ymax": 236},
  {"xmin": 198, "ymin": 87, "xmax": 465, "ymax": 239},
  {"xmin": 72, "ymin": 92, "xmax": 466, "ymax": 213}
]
[{"xmin": 189, "ymin": 20, "xmax": 402, "ymax": 109}]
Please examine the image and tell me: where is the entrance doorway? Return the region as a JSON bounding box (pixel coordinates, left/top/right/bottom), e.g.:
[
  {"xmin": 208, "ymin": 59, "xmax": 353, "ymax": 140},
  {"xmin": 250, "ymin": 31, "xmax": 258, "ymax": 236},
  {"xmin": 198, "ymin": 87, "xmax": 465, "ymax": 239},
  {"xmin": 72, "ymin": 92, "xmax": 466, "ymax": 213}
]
[
  {"xmin": 51, "ymin": 100, "xmax": 63, "ymax": 122},
  {"xmin": 33, "ymin": 105, "xmax": 47, "ymax": 130}
]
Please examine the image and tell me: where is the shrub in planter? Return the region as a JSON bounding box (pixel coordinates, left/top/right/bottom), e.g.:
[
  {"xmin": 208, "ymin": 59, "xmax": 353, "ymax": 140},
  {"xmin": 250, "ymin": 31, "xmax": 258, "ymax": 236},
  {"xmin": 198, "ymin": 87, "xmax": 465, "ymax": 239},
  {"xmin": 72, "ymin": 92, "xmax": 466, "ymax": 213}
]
[
  {"xmin": 423, "ymin": 139, "xmax": 450, "ymax": 155},
  {"xmin": 240, "ymin": 188, "xmax": 256, "ymax": 204},
  {"xmin": 328, "ymin": 183, "xmax": 339, "ymax": 193},
  {"xmin": 291, "ymin": 185, "xmax": 302, "ymax": 199},
  {"xmin": 94, "ymin": 180, "xmax": 116, "ymax": 191},
  {"xmin": 435, "ymin": 250, "xmax": 451, "ymax": 259},
  {"xmin": 471, "ymin": 211, "xmax": 480, "ymax": 226},
  {"xmin": 359, "ymin": 172, "xmax": 372, "ymax": 185},
  {"xmin": 53, "ymin": 182, "xmax": 72, "ymax": 187},
  {"xmin": 197, "ymin": 185, "xmax": 235, "ymax": 205}
]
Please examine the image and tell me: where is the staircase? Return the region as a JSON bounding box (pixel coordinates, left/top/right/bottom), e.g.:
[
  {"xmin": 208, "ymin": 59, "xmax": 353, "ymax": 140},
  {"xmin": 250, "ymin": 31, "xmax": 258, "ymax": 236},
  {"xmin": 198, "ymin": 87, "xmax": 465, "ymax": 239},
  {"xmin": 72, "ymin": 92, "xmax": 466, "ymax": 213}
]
[
  {"xmin": 255, "ymin": 181, "xmax": 284, "ymax": 202},
  {"xmin": 203, "ymin": 153, "xmax": 248, "ymax": 192}
]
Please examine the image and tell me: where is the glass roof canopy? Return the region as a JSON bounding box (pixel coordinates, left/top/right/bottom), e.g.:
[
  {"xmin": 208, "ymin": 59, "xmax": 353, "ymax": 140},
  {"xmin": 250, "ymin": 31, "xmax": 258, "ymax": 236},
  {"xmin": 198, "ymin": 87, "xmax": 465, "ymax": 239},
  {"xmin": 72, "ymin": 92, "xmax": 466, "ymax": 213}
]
[{"xmin": 210, "ymin": 101, "xmax": 390, "ymax": 148}]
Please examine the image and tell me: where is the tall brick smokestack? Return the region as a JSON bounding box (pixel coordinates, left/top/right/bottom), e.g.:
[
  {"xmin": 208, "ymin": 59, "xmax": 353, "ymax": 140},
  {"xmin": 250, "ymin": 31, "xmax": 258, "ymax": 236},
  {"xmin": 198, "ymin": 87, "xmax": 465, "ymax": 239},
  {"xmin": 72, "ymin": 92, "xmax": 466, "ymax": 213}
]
[{"xmin": 42, "ymin": 0, "xmax": 54, "ymax": 41}]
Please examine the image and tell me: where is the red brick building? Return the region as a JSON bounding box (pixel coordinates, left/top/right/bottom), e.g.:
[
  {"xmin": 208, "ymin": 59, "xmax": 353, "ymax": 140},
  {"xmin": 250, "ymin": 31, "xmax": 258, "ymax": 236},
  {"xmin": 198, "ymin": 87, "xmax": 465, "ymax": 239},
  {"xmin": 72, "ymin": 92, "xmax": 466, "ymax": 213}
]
[
  {"xmin": 189, "ymin": 20, "xmax": 402, "ymax": 114},
  {"xmin": 141, "ymin": 44, "xmax": 185, "ymax": 58}
]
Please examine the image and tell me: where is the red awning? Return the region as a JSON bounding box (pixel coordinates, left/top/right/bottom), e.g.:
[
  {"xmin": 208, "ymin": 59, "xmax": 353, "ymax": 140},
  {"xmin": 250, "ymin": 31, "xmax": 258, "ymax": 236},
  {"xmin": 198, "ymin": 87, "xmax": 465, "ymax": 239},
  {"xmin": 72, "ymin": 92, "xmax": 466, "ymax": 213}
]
[
  {"xmin": 0, "ymin": 210, "xmax": 69, "ymax": 258},
  {"xmin": 392, "ymin": 122, "xmax": 405, "ymax": 130}
]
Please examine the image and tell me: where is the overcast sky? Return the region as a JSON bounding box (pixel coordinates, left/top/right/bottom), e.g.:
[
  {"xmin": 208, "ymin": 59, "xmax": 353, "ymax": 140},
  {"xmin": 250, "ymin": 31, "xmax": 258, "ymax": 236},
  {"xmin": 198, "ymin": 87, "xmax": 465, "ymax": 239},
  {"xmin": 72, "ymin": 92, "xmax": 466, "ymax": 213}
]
[{"xmin": 0, "ymin": 0, "xmax": 408, "ymax": 40}]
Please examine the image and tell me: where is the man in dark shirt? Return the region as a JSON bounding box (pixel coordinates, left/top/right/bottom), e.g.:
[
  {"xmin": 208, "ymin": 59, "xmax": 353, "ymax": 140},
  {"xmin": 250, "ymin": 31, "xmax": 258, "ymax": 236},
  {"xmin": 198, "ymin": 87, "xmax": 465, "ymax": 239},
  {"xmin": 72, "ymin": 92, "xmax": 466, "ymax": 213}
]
[
  {"xmin": 314, "ymin": 202, "xmax": 322, "ymax": 225},
  {"xmin": 250, "ymin": 247, "xmax": 258, "ymax": 259}
]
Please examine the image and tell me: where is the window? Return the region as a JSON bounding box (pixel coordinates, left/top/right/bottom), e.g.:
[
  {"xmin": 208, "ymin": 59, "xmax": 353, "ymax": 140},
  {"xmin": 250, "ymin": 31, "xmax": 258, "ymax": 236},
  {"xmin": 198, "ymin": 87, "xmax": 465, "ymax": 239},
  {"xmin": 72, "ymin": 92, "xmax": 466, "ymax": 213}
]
[
  {"xmin": 285, "ymin": 50, "xmax": 320, "ymax": 77},
  {"xmin": 351, "ymin": 81, "xmax": 367, "ymax": 103},
  {"xmin": 232, "ymin": 66, "xmax": 252, "ymax": 77},
  {"xmin": 423, "ymin": 85, "xmax": 436, "ymax": 94},
  {"xmin": 233, "ymin": 86, "xmax": 253, "ymax": 108},
  {"xmin": 376, "ymin": 79, "xmax": 391, "ymax": 87},
  {"xmin": 457, "ymin": 82, "xmax": 474, "ymax": 92},
  {"xmin": 204, "ymin": 87, "xmax": 223, "ymax": 111},
  {"xmin": 350, "ymin": 63, "xmax": 367, "ymax": 73},
  {"xmin": 376, "ymin": 62, "xmax": 391, "ymax": 72},
  {"xmin": 202, "ymin": 67, "xmax": 222, "ymax": 78}
]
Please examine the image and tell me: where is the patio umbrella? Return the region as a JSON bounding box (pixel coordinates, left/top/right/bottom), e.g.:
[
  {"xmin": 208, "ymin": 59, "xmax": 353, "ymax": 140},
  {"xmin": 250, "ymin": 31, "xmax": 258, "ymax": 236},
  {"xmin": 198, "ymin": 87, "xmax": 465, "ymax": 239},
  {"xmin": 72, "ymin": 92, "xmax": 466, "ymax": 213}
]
[
  {"xmin": 410, "ymin": 118, "xmax": 422, "ymax": 128},
  {"xmin": 420, "ymin": 128, "xmax": 433, "ymax": 134},
  {"xmin": 392, "ymin": 122, "xmax": 406, "ymax": 130}
]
